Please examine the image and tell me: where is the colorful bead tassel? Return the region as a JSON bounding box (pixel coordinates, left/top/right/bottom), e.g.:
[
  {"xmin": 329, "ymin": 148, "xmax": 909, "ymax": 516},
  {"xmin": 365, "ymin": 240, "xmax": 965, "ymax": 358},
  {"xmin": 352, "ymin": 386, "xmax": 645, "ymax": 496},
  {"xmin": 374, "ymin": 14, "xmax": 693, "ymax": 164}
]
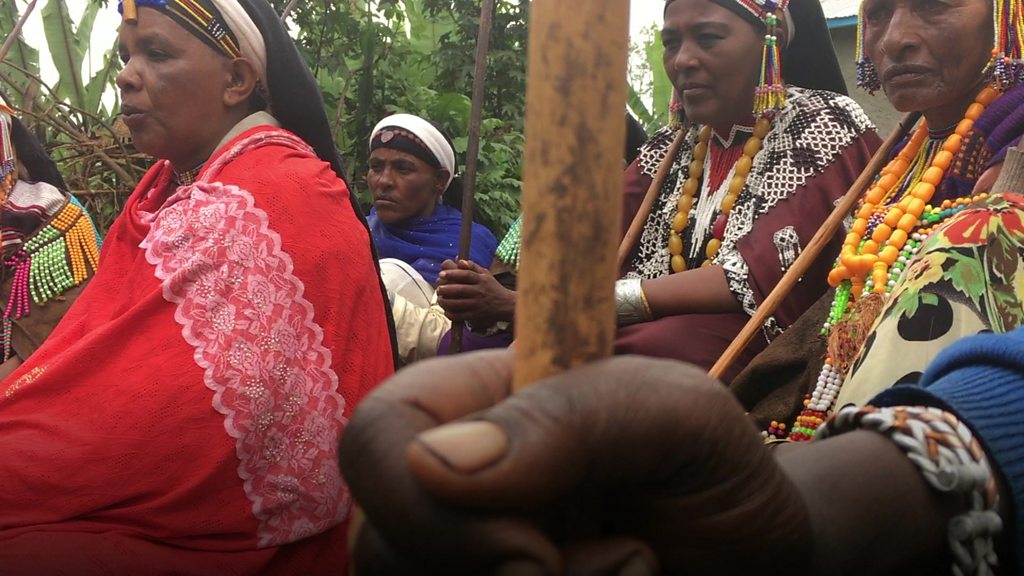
[
  {"xmin": 855, "ymin": 3, "xmax": 882, "ymax": 94},
  {"xmin": 1, "ymin": 201, "xmax": 101, "ymax": 361},
  {"xmin": 753, "ymin": 0, "xmax": 787, "ymax": 116},
  {"xmin": 988, "ymin": 0, "xmax": 1024, "ymax": 89}
]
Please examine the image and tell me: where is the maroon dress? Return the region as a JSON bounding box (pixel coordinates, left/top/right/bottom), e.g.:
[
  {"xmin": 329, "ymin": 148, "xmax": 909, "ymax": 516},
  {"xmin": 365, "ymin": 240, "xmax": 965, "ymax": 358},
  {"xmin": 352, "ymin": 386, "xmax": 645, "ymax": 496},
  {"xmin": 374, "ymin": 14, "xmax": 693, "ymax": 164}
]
[{"xmin": 616, "ymin": 87, "xmax": 882, "ymax": 383}]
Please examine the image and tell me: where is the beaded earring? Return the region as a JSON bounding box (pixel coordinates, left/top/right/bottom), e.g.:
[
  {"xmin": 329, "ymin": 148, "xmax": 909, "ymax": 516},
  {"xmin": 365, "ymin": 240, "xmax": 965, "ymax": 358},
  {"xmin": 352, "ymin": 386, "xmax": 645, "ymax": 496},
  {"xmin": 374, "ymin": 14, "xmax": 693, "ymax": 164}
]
[
  {"xmin": 753, "ymin": 0, "xmax": 787, "ymax": 116},
  {"xmin": 987, "ymin": 0, "xmax": 1024, "ymax": 89},
  {"xmin": 669, "ymin": 89, "xmax": 685, "ymax": 129},
  {"xmin": 854, "ymin": 2, "xmax": 882, "ymax": 94}
]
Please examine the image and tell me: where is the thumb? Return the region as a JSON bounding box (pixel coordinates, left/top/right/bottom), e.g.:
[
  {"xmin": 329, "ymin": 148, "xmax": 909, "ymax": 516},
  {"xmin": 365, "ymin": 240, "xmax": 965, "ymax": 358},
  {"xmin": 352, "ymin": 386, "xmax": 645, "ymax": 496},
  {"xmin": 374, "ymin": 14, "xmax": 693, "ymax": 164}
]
[
  {"xmin": 458, "ymin": 258, "xmax": 488, "ymax": 273},
  {"xmin": 406, "ymin": 355, "xmax": 756, "ymax": 507}
]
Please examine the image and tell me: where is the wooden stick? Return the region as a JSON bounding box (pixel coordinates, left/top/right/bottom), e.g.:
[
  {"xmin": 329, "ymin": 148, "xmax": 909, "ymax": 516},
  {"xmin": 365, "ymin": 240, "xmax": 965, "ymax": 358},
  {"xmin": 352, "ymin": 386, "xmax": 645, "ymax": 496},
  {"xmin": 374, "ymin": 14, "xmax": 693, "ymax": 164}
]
[
  {"xmin": 449, "ymin": 0, "xmax": 496, "ymax": 354},
  {"xmin": 708, "ymin": 111, "xmax": 922, "ymax": 380},
  {"xmin": 513, "ymin": 0, "xmax": 630, "ymax": 391},
  {"xmin": 0, "ymin": 0, "xmax": 37, "ymax": 66},
  {"xmin": 616, "ymin": 128, "xmax": 686, "ymax": 272}
]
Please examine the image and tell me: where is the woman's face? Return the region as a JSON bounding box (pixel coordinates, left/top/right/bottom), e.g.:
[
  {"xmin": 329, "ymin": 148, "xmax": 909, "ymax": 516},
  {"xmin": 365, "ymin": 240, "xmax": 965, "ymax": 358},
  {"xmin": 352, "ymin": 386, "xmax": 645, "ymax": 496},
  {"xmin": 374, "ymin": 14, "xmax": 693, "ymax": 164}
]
[
  {"xmin": 662, "ymin": 0, "xmax": 764, "ymax": 131},
  {"xmin": 368, "ymin": 148, "xmax": 446, "ymax": 225},
  {"xmin": 862, "ymin": 0, "xmax": 992, "ymax": 128},
  {"xmin": 116, "ymin": 7, "xmax": 236, "ymax": 171}
]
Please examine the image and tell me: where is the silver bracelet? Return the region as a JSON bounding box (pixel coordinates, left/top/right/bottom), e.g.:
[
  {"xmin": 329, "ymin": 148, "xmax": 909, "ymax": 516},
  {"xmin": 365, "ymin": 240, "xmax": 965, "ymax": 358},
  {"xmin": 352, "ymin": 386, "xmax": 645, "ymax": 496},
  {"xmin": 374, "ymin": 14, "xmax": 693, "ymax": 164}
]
[
  {"xmin": 819, "ymin": 405, "xmax": 1001, "ymax": 576},
  {"xmin": 614, "ymin": 278, "xmax": 652, "ymax": 326}
]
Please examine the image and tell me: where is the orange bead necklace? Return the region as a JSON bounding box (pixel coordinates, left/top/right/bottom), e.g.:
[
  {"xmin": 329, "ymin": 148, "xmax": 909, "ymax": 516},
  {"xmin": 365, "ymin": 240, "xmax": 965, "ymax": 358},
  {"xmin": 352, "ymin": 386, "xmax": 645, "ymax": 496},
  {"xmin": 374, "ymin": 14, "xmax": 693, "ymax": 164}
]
[
  {"xmin": 828, "ymin": 86, "xmax": 999, "ymax": 298},
  {"xmin": 667, "ymin": 117, "xmax": 771, "ymax": 273}
]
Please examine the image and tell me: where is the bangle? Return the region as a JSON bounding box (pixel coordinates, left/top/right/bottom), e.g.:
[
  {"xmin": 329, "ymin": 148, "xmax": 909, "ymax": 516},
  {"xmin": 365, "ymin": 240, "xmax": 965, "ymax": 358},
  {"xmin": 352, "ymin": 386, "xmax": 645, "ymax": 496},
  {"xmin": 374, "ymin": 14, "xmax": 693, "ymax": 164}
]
[
  {"xmin": 818, "ymin": 405, "xmax": 1001, "ymax": 576},
  {"xmin": 615, "ymin": 278, "xmax": 652, "ymax": 326}
]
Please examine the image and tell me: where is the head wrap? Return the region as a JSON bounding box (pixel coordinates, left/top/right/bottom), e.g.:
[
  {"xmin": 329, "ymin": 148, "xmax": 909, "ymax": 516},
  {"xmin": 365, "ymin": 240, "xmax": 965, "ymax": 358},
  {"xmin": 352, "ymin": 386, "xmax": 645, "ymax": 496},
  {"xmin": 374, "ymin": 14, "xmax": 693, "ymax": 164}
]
[
  {"xmin": 370, "ymin": 114, "xmax": 457, "ymax": 189},
  {"xmin": 119, "ymin": 0, "xmax": 266, "ymax": 85},
  {"xmin": 119, "ymin": 0, "xmax": 348, "ymax": 181},
  {"xmin": 665, "ymin": 0, "xmax": 846, "ymax": 122}
]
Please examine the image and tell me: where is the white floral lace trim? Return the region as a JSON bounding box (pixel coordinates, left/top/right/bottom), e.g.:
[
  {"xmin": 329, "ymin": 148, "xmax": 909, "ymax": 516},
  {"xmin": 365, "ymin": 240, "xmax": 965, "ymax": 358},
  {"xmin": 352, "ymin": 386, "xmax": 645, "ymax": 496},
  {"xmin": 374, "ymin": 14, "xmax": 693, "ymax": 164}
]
[{"xmin": 141, "ymin": 155, "xmax": 348, "ymax": 547}]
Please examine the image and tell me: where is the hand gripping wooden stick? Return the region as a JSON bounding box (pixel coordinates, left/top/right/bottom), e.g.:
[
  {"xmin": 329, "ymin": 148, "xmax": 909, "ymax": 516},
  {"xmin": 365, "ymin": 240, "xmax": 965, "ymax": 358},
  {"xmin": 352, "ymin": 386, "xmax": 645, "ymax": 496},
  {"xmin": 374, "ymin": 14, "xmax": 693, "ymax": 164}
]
[
  {"xmin": 707, "ymin": 111, "xmax": 922, "ymax": 380},
  {"xmin": 512, "ymin": 0, "xmax": 630, "ymax": 391},
  {"xmin": 450, "ymin": 0, "xmax": 496, "ymax": 354}
]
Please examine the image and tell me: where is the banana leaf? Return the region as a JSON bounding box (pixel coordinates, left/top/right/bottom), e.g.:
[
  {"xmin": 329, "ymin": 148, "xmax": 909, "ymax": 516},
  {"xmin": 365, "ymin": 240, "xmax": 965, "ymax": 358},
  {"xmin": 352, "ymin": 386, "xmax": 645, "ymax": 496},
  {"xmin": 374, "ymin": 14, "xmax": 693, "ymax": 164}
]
[
  {"xmin": 0, "ymin": 1, "xmax": 41, "ymax": 106},
  {"xmin": 85, "ymin": 35, "xmax": 120, "ymax": 116},
  {"xmin": 643, "ymin": 27, "xmax": 672, "ymax": 131},
  {"xmin": 42, "ymin": 0, "xmax": 87, "ymax": 108}
]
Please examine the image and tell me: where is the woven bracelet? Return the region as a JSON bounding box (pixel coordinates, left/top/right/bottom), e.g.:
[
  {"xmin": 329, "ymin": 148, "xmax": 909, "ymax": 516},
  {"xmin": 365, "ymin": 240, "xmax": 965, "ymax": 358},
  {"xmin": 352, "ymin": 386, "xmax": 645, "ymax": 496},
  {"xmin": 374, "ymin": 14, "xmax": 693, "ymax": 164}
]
[{"xmin": 818, "ymin": 405, "xmax": 1002, "ymax": 576}]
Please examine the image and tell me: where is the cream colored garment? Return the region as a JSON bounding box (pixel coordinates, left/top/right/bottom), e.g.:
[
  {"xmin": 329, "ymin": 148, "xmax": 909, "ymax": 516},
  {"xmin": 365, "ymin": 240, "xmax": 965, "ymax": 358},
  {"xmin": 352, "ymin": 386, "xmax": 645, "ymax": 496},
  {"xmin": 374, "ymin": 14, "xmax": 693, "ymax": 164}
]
[{"xmin": 379, "ymin": 258, "xmax": 451, "ymax": 364}]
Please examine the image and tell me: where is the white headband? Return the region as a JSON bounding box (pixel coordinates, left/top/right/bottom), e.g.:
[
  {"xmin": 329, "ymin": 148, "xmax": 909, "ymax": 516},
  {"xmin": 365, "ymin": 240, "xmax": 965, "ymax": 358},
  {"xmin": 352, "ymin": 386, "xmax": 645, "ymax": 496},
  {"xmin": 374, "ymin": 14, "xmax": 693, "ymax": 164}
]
[
  {"xmin": 370, "ymin": 114, "xmax": 456, "ymax": 189},
  {"xmin": 211, "ymin": 0, "xmax": 267, "ymax": 89}
]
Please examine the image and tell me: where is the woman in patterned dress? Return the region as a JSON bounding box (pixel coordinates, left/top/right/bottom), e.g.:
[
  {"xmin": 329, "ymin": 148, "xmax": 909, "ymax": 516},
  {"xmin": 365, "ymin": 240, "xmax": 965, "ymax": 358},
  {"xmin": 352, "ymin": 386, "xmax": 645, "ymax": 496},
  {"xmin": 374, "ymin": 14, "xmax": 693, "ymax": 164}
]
[
  {"xmin": 613, "ymin": 0, "xmax": 880, "ymax": 382},
  {"xmin": 733, "ymin": 0, "xmax": 1024, "ymax": 441}
]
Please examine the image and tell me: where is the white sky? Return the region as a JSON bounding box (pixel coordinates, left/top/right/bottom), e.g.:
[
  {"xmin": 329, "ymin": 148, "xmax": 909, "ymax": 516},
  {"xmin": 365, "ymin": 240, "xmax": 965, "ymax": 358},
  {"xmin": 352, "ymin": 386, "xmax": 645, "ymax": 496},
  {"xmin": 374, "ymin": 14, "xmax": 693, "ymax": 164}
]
[{"xmin": 15, "ymin": 1, "xmax": 665, "ymax": 86}]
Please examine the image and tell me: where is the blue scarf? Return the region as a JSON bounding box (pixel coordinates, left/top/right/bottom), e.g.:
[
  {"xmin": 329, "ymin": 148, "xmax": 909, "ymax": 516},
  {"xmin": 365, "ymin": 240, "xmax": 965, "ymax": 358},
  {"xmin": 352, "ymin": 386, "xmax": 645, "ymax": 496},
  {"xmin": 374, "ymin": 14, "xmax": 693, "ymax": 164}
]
[{"xmin": 368, "ymin": 204, "xmax": 498, "ymax": 285}]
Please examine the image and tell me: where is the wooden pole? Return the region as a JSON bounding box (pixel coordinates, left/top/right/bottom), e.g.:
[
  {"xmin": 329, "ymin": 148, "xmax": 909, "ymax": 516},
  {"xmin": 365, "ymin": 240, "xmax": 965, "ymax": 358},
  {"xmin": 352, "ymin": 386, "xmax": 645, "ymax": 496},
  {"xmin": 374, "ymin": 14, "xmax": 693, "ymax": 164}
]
[
  {"xmin": 0, "ymin": 0, "xmax": 38, "ymax": 65},
  {"xmin": 449, "ymin": 0, "xmax": 497, "ymax": 354},
  {"xmin": 616, "ymin": 129, "xmax": 686, "ymax": 272},
  {"xmin": 708, "ymin": 111, "xmax": 922, "ymax": 380},
  {"xmin": 512, "ymin": 0, "xmax": 630, "ymax": 391}
]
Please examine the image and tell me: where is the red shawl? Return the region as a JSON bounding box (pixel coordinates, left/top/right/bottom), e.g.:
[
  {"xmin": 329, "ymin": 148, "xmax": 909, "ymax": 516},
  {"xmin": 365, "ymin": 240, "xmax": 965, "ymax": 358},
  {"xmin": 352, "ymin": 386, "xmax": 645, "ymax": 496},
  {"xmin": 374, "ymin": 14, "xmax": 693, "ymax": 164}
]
[{"xmin": 0, "ymin": 126, "xmax": 394, "ymax": 574}]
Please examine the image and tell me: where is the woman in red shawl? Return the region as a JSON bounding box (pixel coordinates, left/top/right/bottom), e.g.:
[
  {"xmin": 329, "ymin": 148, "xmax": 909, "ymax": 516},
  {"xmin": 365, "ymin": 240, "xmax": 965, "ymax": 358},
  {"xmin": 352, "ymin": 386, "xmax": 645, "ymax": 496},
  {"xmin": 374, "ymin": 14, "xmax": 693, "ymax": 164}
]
[{"xmin": 0, "ymin": 0, "xmax": 394, "ymax": 574}]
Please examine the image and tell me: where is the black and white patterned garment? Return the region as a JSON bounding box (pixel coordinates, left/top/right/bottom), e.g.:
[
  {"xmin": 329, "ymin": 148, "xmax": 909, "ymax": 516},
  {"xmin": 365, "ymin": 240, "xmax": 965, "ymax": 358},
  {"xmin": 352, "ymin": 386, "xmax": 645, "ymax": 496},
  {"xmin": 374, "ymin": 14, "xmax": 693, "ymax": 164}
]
[{"xmin": 626, "ymin": 87, "xmax": 874, "ymax": 337}]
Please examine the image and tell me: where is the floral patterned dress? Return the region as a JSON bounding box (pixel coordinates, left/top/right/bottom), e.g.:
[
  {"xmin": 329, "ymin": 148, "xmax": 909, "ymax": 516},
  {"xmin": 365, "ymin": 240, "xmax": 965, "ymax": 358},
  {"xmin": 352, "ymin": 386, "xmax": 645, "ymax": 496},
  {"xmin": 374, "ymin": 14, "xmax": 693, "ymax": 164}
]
[{"xmin": 839, "ymin": 192, "xmax": 1024, "ymax": 405}]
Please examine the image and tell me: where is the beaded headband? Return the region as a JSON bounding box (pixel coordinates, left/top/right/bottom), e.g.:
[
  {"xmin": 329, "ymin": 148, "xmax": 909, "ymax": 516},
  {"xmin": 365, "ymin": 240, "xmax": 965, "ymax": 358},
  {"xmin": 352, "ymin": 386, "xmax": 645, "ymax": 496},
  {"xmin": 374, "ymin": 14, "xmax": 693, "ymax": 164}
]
[
  {"xmin": 120, "ymin": 0, "xmax": 241, "ymax": 60},
  {"xmin": 370, "ymin": 114, "xmax": 456, "ymax": 189},
  {"xmin": 370, "ymin": 128, "xmax": 443, "ymax": 171},
  {"xmin": 119, "ymin": 0, "xmax": 267, "ymax": 91},
  {"xmin": 856, "ymin": 0, "xmax": 1024, "ymax": 93}
]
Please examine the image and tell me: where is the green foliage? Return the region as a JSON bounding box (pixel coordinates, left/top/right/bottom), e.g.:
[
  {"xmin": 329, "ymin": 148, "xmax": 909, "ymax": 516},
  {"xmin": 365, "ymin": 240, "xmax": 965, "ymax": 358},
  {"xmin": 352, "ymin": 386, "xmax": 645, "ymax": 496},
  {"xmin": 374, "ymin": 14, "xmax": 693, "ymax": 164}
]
[
  {"xmin": 0, "ymin": 1, "xmax": 41, "ymax": 106},
  {"xmin": 270, "ymin": 0, "xmax": 528, "ymax": 237},
  {"xmin": 628, "ymin": 24, "xmax": 672, "ymax": 134},
  {"xmin": 3, "ymin": 0, "xmax": 667, "ymax": 240}
]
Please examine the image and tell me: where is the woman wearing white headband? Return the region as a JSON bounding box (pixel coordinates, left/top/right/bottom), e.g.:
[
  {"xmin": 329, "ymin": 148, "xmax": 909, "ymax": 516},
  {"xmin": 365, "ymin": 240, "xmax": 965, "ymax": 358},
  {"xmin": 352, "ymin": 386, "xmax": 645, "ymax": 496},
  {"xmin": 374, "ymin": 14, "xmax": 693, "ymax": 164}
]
[
  {"xmin": 0, "ymin": 0, "xmax": 395, "ymax": 573},
  {"xmin": 368, "ymin": 113, "xmax": 497, "ymax": 363}
]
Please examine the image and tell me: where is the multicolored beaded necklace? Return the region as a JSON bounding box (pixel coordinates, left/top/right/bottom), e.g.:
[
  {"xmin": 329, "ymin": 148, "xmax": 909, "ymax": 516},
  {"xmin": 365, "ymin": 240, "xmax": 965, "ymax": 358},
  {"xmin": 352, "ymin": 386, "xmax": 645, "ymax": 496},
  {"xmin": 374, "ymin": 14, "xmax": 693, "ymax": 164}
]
[
  {"xmin": 667, "ymin": 118, "xmax": 770, "ymax": 272},
  {"xmin": 2, "ymin": 197, "xmax": 102, "ymax": 361},
  {"xmin": 764, "ymin": 87, "xmax": 1000, "ymax": 442}
]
